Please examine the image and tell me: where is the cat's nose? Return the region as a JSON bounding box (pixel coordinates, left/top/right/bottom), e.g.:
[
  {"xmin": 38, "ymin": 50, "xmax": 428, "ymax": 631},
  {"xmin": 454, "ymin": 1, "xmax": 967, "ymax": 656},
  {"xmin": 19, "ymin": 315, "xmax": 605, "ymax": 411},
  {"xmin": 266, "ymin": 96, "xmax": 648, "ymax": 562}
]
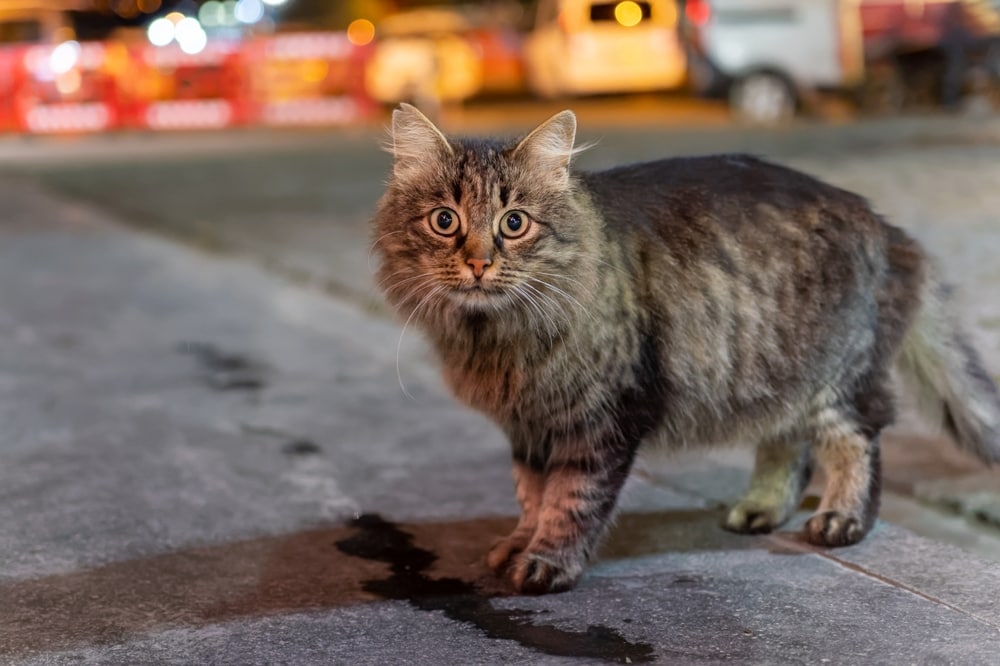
[{"xmin": 467, "ymin": 256, "xmax": 492, "ymax": 279}]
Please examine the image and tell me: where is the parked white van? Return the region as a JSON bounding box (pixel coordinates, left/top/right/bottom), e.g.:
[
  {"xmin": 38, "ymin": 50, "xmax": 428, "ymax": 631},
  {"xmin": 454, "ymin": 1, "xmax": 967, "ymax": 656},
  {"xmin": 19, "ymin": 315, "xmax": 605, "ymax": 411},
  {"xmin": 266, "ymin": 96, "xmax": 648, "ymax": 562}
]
[
  {"xmin": 684, "ymin": 0, "xmax": 865, "ymax": 123},
  {"xmin": 524, "ymin": 0, "xmax": 688, "ymax": 97}
]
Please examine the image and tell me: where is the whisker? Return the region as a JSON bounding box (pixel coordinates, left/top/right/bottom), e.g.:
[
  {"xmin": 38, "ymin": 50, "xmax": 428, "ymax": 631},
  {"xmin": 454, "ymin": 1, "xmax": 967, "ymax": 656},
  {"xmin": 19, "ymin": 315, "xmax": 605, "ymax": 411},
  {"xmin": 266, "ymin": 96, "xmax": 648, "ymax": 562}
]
[
  {"xmin": 380, "ymin": 271, "xmax": 437, "ymax": 295},
  {"xmin": 368, "ymin": 231, "xmax": 405, "ymax": 273},
  {"xmin": 396, "ymin": 284, "xmax": 446, "ymax": 401},
  {"xmin": 520, "ymin": 282, "xmax": 566, "ymax": 329},
  {"xmin": 527, "ymin": 276, "xmax": 599, "ymax": 327},
  {"xmin": 513, "ymin": 284, "xmax": 557, "ymax": 344}
]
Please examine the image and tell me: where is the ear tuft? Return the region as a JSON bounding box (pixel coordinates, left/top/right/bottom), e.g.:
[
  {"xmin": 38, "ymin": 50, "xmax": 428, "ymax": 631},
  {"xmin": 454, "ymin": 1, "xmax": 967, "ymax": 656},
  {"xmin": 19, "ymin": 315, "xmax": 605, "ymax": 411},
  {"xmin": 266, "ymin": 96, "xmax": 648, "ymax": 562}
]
[
  {"xmin": 513, "ymin": 110, "xmax": 580, "ymax": 178},
  {"xmin": 389, "ymin": 104, "xmax": 452, "ymax": 179}
]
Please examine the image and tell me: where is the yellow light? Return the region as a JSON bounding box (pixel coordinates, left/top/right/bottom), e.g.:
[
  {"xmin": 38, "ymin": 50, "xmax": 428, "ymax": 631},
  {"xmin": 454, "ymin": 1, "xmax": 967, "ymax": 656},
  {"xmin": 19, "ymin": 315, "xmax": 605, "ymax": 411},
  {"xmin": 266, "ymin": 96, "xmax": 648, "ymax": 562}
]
[
  {"xmin": 615, "ymin": 1, "xmax": 643, "ymax": 27},
  {"xmin": 55, "ymin": 69, "xmax": 82, "ymax": 96},
  {"xmin": 113, "ymin": 0, "xmax": 140, "ymax": 19},
  {"xmin": 301, "ymin": 60, "xmax": 329, "ymax": 84},
  {"xmin": 138, "ymin": 0, "xmax": 162, "ymax": 13},
  {"xmin": 347, "ymin": 19, "xmax": 375, "ymax": 47}
]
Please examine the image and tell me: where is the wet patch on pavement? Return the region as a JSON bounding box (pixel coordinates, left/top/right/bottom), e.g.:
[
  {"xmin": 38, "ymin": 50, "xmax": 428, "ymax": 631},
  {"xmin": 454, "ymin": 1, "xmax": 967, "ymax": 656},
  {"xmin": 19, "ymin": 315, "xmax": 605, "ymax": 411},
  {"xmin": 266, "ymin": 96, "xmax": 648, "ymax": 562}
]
[
  {"xmin": 335, "ymin": 513, "xmax": 657, "ymax": 664},
  {"xmin": 281, "ymin": 439, "xmax": 323, "ymax": 456},
  {"xmin": 177, "ymin": 341, "xmax": 269, "ymax": 392}
]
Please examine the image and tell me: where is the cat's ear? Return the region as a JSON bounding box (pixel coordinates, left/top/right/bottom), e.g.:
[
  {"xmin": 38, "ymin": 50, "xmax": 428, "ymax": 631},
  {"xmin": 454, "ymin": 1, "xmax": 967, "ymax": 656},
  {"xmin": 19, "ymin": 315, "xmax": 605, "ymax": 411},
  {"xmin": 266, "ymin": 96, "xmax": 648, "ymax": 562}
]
[
  {"xmin": 513, "ymin": 110, "xmax": 578, "ymax": 184},
  {"xmin": 389, "ymin": 103, "xmax": 452, "ymax": 180}
]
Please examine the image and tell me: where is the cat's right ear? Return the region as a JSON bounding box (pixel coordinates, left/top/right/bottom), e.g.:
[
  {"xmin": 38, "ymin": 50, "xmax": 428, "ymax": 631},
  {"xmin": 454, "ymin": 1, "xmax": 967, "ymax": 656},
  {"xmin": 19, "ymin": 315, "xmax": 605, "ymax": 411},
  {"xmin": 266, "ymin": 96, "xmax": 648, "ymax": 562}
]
[{"xmin": 389, "ymin": 103, "xmax": 453, "ymax": 180}]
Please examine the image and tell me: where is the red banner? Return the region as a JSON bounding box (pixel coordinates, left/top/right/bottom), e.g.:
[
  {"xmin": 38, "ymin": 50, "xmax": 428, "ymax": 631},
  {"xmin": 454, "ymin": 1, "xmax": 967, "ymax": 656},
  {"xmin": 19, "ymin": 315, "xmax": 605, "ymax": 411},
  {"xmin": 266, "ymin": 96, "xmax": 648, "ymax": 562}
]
[
  {"xmin": 13, "ymin": 41, "xmax": 121, "ymax": 134},
  {"xmin": 246, "ymin": 32, "xmax": 374, "ymax": 127},
  {"xmin": 123, "ymin": 40, "xmax": 250, "ymax": 131}
]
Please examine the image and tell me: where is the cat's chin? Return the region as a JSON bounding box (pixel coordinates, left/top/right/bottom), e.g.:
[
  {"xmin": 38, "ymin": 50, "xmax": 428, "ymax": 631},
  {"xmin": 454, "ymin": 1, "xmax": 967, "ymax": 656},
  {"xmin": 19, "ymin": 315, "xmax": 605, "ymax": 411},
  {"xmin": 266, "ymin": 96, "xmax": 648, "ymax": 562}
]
[{"xmin": 449, "ymin": 286, "xmax": 507, "ymax": 312}]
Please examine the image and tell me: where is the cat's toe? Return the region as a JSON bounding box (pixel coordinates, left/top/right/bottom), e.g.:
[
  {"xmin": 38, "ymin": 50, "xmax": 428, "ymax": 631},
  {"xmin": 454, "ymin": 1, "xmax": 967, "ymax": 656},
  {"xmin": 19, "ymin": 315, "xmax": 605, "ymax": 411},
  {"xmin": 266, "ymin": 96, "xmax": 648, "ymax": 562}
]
[
  {"xmin": 509, "ymin": 552, "xmax": 582, "ymax": 595},
  {"xmin": 486, "ymin": 533, "xmax": 530, "ymax": 573},
  {"xmin": 804, "ymin": 510, "xmax": 868, "ymax": 547},
  {"xmin": 723, "ymin": 501, "xmax": 788, "ymax": 534}
]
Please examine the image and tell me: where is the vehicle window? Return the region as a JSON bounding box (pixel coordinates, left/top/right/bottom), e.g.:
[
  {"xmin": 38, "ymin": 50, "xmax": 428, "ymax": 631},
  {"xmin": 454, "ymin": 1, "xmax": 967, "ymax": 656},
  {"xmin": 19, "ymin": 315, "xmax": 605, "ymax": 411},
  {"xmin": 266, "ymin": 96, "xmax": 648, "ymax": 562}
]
[
  {"xmin": 589, "ymin": 1, "xmax": 653, "ymax": 24},
  {"xmin": 0, "ymin": 20, "xmax": 42, "ymax": 44}
]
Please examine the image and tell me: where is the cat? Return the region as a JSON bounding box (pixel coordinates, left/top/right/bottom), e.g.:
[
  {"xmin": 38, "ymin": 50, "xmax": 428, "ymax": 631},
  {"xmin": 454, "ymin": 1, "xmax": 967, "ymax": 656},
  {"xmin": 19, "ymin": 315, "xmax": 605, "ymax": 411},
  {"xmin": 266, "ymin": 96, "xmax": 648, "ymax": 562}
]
[{"xmin": 371, "ymin": 103, "xmax": 1000, "ymax": 595}]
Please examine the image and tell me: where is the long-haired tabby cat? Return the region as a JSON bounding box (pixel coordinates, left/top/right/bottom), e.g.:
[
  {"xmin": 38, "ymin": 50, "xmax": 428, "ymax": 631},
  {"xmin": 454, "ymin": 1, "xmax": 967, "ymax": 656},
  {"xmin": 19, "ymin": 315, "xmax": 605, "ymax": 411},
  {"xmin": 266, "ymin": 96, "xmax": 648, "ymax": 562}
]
[{"xmin": 372, "ymin": 104, "xmax": 1000, "ymax": 594}]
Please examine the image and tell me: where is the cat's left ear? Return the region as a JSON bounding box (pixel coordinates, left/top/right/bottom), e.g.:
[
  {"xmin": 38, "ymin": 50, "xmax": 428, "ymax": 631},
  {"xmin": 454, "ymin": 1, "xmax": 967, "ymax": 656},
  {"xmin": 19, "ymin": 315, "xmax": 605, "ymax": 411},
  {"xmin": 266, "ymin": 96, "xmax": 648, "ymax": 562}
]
[
  {"xmin": 513, "ymin": 110, "xmax": 578, "ymax": 184},
  {"xmin": 389, "ymin": 103, "xmax": 453, "ymax": 180}
]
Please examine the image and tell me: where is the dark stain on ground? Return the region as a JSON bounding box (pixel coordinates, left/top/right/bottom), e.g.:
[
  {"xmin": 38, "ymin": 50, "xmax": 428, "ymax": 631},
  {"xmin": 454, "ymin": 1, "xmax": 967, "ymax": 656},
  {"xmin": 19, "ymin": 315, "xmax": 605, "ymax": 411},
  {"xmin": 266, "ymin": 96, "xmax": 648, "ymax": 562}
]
[
  {"xmin": 335, "ymin": 513, "xmax": 656, "ymax": 664},
  {"xmin": 282, "ymin": 439, "xmax": 322, "ymax": 456},
  {"xmin": 177, "ymin": 341, "xmax": 268, "ymax": 391}
]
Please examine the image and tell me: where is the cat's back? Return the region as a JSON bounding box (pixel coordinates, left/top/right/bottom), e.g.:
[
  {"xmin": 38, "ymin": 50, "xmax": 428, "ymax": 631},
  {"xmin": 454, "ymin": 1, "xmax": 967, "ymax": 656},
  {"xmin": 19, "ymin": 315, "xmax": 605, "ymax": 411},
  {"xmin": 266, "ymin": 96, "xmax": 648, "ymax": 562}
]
[{"xmin": 579, "ymin": 154, "xmax": 881, "ymax": 244}]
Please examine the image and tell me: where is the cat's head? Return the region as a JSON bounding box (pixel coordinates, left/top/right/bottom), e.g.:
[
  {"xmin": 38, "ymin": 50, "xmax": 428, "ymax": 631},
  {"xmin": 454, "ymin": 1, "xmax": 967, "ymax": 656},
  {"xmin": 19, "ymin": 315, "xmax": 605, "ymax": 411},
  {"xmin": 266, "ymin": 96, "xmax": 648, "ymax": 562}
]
[{"xmin": 373, "ymin": 104, "xmax": 596, "ymax": 325}]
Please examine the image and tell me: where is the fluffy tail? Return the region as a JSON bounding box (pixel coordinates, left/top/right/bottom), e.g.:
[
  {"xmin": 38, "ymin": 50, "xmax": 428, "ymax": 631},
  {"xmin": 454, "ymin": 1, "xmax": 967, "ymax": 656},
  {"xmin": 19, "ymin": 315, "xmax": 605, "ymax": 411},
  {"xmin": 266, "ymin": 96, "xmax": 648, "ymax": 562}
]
[{"xmin": 896, "ymin": 277, "xmax": 1000, "ymax": 464}]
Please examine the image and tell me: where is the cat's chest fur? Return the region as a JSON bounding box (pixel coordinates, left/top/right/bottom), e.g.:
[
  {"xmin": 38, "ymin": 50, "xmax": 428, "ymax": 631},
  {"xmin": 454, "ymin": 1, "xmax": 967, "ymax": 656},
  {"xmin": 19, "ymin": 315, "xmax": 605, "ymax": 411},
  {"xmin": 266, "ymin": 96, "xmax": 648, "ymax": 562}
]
[{"xmin": 433, "ymin": 295, "xmax": 650, "ymax": 442}]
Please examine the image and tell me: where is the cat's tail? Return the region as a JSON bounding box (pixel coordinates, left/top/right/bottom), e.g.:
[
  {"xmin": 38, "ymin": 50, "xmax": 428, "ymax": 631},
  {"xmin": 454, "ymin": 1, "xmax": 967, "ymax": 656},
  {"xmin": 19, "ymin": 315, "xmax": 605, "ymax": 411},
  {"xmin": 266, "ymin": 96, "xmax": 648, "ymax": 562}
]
[{"xmin": 895, "ymin": 271, "xmax": 1000, "ymax": 464}]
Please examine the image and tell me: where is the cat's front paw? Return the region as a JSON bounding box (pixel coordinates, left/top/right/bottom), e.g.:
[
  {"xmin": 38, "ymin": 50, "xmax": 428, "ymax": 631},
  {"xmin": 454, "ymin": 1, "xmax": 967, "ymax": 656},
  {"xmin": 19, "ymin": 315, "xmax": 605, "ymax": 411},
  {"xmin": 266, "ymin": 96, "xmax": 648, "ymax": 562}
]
[
  {"xmin": 508, "ymin": 549, "xmax": 584, "ymax": 594},
  {"xmin": 723, "ymin": 500, "xmax": 791, "ymax": 534},
  {"xmin": 486, "ymin": 530, "xmax": 532, "ymax": 573},
  {"xmin": 803, "ymin": 510, "xmax": 868, "ymax": 547}
]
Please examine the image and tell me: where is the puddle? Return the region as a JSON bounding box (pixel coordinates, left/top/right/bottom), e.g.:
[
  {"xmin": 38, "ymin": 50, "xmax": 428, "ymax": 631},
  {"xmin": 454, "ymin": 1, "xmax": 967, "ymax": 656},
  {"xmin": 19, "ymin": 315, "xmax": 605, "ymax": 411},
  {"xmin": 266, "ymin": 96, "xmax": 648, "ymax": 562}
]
[
  {"xmin": 177, "ymin": 341, "xmax": 268, "ymax": 391},
  {"xmin": 336, "ymin": 513, "xmax": 656, "ymax": 663}
]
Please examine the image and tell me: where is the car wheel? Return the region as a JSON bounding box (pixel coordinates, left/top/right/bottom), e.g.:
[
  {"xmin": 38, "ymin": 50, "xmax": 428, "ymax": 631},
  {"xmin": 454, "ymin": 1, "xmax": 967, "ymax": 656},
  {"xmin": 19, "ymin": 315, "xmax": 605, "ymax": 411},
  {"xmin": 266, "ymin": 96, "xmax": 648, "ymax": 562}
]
[{"xmin": 729, "ymin": 72, "xmax": 796, "ymax": 125}]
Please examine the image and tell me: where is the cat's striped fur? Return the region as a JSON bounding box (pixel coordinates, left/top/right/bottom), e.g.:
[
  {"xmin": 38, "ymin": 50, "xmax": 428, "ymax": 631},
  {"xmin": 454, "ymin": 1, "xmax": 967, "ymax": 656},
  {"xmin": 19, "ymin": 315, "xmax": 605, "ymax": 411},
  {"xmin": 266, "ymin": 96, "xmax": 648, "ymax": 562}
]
[{"xmin": 372, "ymin": 104, "xmax": 1000, "ymax": 594}]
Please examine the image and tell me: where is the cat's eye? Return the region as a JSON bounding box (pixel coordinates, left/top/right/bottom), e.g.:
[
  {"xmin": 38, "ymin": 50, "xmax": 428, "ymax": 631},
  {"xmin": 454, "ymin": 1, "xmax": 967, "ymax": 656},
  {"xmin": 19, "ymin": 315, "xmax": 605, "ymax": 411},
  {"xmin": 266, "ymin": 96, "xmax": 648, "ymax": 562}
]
[
  {"xmin": 500, "ymin": 210, "xmax": 530, "ymax": 239},
  {"xmin": 429, "ymin": 207, "xmax": 460, "ymax": 237}
]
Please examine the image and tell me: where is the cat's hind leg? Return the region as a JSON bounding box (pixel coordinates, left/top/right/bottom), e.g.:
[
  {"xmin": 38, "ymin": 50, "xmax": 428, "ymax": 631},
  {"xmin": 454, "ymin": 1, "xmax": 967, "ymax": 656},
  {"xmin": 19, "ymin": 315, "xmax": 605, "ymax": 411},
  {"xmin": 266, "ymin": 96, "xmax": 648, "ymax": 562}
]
[
  {"xmin": 723, "ymin": 434, "xmax": 813, "ymax": 534},
  {"xmin": 802, "ymin": 397, "xmax": 886, "ymax": 547},
  {"xmin": 487, "ymin": 459, "xmax": 543, "ymax": 572}
]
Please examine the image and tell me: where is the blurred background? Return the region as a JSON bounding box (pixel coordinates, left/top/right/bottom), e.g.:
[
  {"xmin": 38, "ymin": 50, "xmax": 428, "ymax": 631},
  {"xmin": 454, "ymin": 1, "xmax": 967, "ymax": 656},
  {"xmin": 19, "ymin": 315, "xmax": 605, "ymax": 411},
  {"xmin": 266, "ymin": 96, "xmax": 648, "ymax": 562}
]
[{"xmin": 1, "ymin": 0, "xmax": 1000, "ymax": 132}]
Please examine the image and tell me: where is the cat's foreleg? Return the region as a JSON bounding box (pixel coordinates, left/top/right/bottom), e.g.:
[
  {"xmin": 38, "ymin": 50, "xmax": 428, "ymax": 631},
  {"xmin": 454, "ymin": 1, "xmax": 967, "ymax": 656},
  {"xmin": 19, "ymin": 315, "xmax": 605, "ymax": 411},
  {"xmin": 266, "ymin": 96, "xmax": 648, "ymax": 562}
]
[
  {"xmin": 487, "ymin": 459, "xmax": 544, "ymax": 572},
  {"xmin": 723, "ymin": 434, "xmax": 813, "ymax": 534},
  {"xmin": 803, "ymin": 408, "xmax": 883, "ymax": 547},
  {"xmin": 507, "ymin": 444, "xmax": 636, "ymax": 594}
]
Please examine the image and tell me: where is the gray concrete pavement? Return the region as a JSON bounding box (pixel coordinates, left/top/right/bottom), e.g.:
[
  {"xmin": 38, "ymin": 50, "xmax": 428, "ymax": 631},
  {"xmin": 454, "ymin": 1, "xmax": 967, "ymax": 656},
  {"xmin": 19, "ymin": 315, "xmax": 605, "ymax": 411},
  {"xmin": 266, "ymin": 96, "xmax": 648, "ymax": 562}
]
[{"xmin": 3, "ymin": 150, "xmax": 1000, "ymax": 663}]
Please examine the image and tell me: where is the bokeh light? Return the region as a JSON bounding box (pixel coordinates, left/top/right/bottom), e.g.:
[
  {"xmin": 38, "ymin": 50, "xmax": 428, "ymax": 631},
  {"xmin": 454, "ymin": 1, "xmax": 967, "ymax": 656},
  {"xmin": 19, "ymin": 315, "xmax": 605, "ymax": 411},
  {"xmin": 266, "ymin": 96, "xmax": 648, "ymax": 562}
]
[
  {"xmin": 614, "ymin": 1, "xmax": 643, "ymax": 28},
  {"xmin": 175, "ymin": 17, "xmax": 208, "ymax": 54},
  {"xmin": 113, "ymin": 0, "xmax": 141, "ymax": 19},
  {"xmin": 235, "ymin": 0, "xmax": 265, "ymax": 25},
  {"xmin": 55, "ymin": 69, "xmax": 82, "ymax": 95},
  {"xmin": 221, "ymin": 1, "xmax": 239, "ymax": 27},
  {"xmin": 147, "ymin": 17, "xmax": 175, "ymax": 46},
  {"xmin": 346, "ymin": 19, "xmax": 375, "ymax": 47},
  {"xmin": 49, "ymin": 41, "xmax": 81, "ymax": 75},
  {"xmin": 199, "ymin": 1, "xmax": 226, "ymax": 28}
]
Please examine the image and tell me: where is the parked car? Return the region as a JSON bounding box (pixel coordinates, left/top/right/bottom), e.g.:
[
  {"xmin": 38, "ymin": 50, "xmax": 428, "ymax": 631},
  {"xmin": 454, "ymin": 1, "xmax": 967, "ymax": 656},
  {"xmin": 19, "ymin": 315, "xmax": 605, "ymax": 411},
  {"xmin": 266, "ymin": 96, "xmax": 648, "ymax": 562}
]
[
  {"xmin": 523, "ymin": 0, "xmax": 688, "ymax": 98},
  {"xmin": 365, "ymin": 9, "xmax": 483, "ymax": 108},
  {"xmin": 682, "ymin": 0, "xmax": 866, "ymax": 124},
  {"xmin": 364, "ymin": 5, "xmax": 526, "ymax": 107}
]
